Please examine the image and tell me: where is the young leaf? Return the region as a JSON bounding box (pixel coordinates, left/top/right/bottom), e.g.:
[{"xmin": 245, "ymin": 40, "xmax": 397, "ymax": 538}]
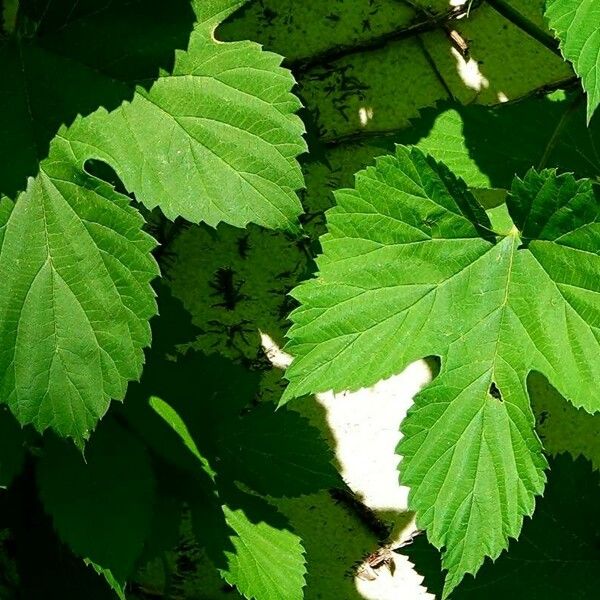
[
  {"xmin": 63, "ymin": 0, "xmax": 306, "ymax": 230},
  {"xmin": 37, "ymin": 419, "xmax": 156, "ymax": 582},
  {"xmin": 283, "ymin": 146, "xmax": 600, "ymax": 596},
  {"xmin": 0, "ymin": 139, "xmax": 158, "ymax": 442},
  {"xmin": 546, "ymin": 0, "xmax": 600, "ymax": 122},
  {"xmin": 221, "ymin": 499, "xmax": 306, "ymax": 600}
]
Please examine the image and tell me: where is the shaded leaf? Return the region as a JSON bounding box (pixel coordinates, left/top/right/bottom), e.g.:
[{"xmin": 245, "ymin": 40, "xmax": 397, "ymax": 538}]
[
  {"xmin": 0, "ymin": 407, "xmax": 25, "ymax": 489},
  {"xmin": 191, "ymin": 488, "xmax": 306, "ymax": 600},
  {"xmin": 84, "ymin": 561, "xmax": 126, "ymax": 600},
  {"xmin": 218, "ymin": 403, "xmax": 342, "ymax": 497},
  {"xmin": 127, "ymin": 326, "xmax": 337, "ymax": 499},
  {"xmin": 402, "ymin": 91, "xmax": 600, "ymax": 189},
  {"xmin": 530, "ymin": 371, "xmax": 600, "ymax": 470},
  {"xmin": 222, "ymin": 0, "xmax": 571, "ymax": 142},
  {"xmin": 166, "ymin": 223, "xmax": 309, "ymax": 362},
  {"xmin": 150, "ymin": 395, "xmax": 216, "ymax": 481},
  {"xmin": 0, "ymin": 0, "xmax": 196, "ymax": 196},
  {"xmin": 220, "ymin": 495, "xmax": 306, "ymax": 600},
  {"xmin": 37, "ymin": 419, "xmax": 156, "ymax": 582},
  {"xmin": 123, "ymin": 304, "xmax": 313, "ymax": 600},
  {"xmin": 149, "ymin": 279, "xmax": 200, "ymax": 356}
]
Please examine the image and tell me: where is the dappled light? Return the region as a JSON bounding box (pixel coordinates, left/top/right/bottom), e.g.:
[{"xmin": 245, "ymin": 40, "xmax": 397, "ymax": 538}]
[
  {"xmin": 450, "ymin": 46, "xmax": 489, "ymax": 92},
  {"xmin": 1, "ymin": 1, "xmax": 598, "ymax": 599},
  {"xmin": 359, "ymin": 106, "xmax": 375, "ymax": 127},
  {"xmin": 260, "ymin": 332, "xmax": 435, "ymax": 597}
]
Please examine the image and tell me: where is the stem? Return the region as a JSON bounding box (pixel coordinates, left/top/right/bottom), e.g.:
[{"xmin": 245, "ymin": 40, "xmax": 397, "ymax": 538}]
[
  {"xmin": 485, "ymin": 0, "xmax": 561, "ymax": 57},
  {"xmin": 291, "ymin": 2, "xmax": 482, "ymax": 73}
]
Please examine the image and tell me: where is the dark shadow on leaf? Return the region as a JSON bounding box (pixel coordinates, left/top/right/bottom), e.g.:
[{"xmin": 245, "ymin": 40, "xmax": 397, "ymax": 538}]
[
  {"xmin": 2, "ymin": 463, "xmax": 119, "ymax": 599},
  {"xmin": 36, "ymin": 418, "xmax": 156, "ymax": 583},
  {"xmin": 0, "ymin": 0, "xmax": 195, "ymax": 197},
  {"xmin": 396, "ymin": 91, "xmax": 600, "ymax": 187},
  {"xmin": 84, "ymin": 159, "xmax": 129, "ymax": 196}
]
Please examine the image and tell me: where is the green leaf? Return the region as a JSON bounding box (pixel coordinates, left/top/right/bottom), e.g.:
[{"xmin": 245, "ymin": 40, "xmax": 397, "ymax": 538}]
[
  {"xmin": 150, "ymin": 395, "xmax": 217, "ymax": 481},
  {"xmin": 221, "ymin": 499, "xmax": 306, "ymax": 600},
  {"xmin": 222, "ymin": 0, "xmax": 571, "ymax": 142},
  {"xmin": 128, "ymin": 319, "xmax": 338, "ymax": 498},
  {"xmin": 396, "ymin": 91, "xmax": 600, "ymax": 189},
  {"xmin": 37, "ymin": 419, "xmax": 156, "ymax": 582},
  {"xmin": 530, "ymin": 371, "xmax": 600, "ymax": 470},
  {"xmin": 546, "ymin": 0, "xmax": 600, "ymax": 122},
  {"xmin": 283, "ymin": 146, "xmax": 600, "ymax": 595},
  {"xmin": 0, "ymin": 0, "xmax": 196, "ymax": 197},
  {"xmin": 0, "ymin": 407, "xmax": 24, "ymax": 488},
  {"xmin": 10, "ymin": 486, "xmax": 125, "ymax": 600},
  {"xmin": 218, "ymin": 403, "xmax": 342, "ymax": 497},
  {"xmin": 401, "ymin": 454, "xmax": 600, "ymax": 599},
  {"xmin": 192, "ymin": 488, "xmax": 307, "ymax": 600},
  {"xmin": 124, "ymin": 325, "xmax": 312, "ymax": 599},
  {"xmin": 0, "ymin": 138, "xmax": 158, "ymax": 442},
  {"xmin": 84, "ymin": 561, "xmax": 126, "ymax": 600},
  {"xmin": 63, "ymin": 0, "xmax": 306, "ymax": 230}
]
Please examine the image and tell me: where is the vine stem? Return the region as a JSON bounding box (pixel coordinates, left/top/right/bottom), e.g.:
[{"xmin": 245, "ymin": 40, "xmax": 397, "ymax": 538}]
[
  {"xmin": 485, "ymin": 0, "xmax": 562, "ymax": 57},
  {"xmin": 290, "ymin": 1, "xmax": 481, "ymax": 73}
]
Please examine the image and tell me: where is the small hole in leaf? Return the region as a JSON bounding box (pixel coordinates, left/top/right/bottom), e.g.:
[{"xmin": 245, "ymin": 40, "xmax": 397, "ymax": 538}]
[
  {"xmin": 84, "ymin": 159, "xmax": 128, "ymax": 196},
  {"xmin": 489, "ymin": 382, "xmax": 503, "ymax": 402}
]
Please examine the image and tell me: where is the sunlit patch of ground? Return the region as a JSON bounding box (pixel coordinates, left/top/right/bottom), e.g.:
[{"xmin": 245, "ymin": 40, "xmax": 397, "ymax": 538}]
[{"xmin": 261, "ymin": 333, "xmax": 435, "ymax": 599}]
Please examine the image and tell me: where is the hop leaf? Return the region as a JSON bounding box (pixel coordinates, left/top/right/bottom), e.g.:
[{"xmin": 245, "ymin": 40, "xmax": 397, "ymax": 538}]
[
  {"xmin": 37, "ymin": 419, "xmax": 156, "ymax": 582},
  {"xmin": 0, "ymin": 0, "xmax": 307, "ymax": 441},
  {"xmin": 0, "ymin": 142, "xmax": 158, "ymax": 442},
  {"xmin": 283, "ymin": 146, "xmax": 600, "ymax": 596},
  {"xmin": 63, "ymin": 0, "xmax": 306, "ymax": 230},
  {"xmin": 546, "ymin": 0, "xmax": 600, "ymax": 123}
]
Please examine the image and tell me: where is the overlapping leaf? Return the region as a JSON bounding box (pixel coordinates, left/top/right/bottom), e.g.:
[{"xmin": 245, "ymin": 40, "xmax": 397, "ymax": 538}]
[
  {"xmin": 221, "ymin": 0, "xmax": 571, "ymax": 142},
  {"xmin": 64, "ymin": 0, "xmax": 306, "ymax": 229},
  {"xmin": 149, "ymin": 376, "xmax": 309, "ymax": 600},
  {"xmin": 0, "ymin": 0, "xmax": 196, "ymax": 197},
  {"xmin": 219, "ymin": 498, "xmax": 306, "ymax": 600},
  {"xmin": 283, "ymin": 146, "xmax": 600, "ymax": 595},
  {"xmin": 399, "ymin": 91, "xmax": 600, "ymax": 188},
  {"xmin": 401, "ymin": 454, "xmax": 600, "ymax": 599},
  {"xmin": 116, "ymin": 288, "xmax": 335, "ymax": 600},
  {"xmin": 37, "ymin": 419, "xmax": 156, "ymax": 583},
  {"xmin": 0, "ymin": 142, "xmax": 158, "ymax": 442},
  {"xmin": 0, "ymin": 0, "xmax": 308, "ymax": 442},
  {"xmin": 546, "ymin": 0, "xmax": 600, "ymax": 122}
]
